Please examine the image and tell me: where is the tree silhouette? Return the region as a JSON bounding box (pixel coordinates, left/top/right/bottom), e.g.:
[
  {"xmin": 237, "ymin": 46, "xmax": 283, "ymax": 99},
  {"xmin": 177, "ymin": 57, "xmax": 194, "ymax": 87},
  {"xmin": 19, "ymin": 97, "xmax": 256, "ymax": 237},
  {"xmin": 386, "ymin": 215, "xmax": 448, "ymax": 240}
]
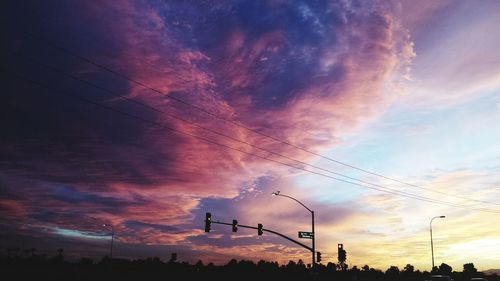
[
  {"xmin": 296, "ymin": 259, "xmax": 305, "ymax": 269},
  {"xmin": 1, "ymin": 254, "xmax": 500, "ymax": 281},
  {"xmin": 463, "ymin": 263, "xmax": 478, "ymax": 274},
  {"xmin": 195, "ymin": 259, "xmax": 204, "ymax": 270},
  {"xmin": 337, "ymin": 262, "xmax": 348, "ymax": 271},
  {"xmin": 286, "ymin": 260, "xmax": 296, "ymax": 268},
  {"xmin": 404, "ymin": 264, "xmax": 415, "ymax": 273},
  {"xmin": 326, "ymin": 261, "xmax": 337, "ymax": 272},
  {"xmin": 439, "ymin": 263, "xmax": 453, "ymax": 276},
  {"xmin": 169, "ymin": 252, "xmax": 177, "ymax": 263},
  {"xmin": 431, "ymin": 266, "xmax": 439, "ymax": 274},
  {"xmin": 386, "ymin": 265, "xmax": 400, "ymax": 280}
]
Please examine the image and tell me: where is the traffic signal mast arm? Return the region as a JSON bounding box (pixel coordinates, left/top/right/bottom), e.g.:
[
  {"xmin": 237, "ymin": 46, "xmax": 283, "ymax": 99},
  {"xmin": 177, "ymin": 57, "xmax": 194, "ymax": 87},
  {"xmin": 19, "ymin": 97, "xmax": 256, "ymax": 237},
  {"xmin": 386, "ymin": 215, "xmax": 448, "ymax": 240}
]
[{"xmin": 209, "ymin": 220, "xmax": 313, "ymax": 252}]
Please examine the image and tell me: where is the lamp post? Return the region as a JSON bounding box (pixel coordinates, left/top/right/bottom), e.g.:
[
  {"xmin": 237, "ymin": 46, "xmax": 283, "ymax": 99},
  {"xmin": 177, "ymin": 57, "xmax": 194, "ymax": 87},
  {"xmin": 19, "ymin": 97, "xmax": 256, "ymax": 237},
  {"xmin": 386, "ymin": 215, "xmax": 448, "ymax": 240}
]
[
  {"xmin": 430, "ymin": 216, "xmax": 445, "ymax": 270},
  {"xmin": 272, "ymin": 191, "xmax": 315, "ymax": 268},
  {"xmin": 102, "ymin": 223, "xmax": 114, "ymax": 259}
]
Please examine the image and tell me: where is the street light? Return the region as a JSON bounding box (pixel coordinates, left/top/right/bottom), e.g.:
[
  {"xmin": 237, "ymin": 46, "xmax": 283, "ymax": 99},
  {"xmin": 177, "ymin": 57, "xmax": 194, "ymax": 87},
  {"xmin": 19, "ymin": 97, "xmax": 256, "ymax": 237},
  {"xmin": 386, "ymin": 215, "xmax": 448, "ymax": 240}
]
[
  {"xmin": 102, "ymin": 223, "xmax": 114, "ymax": 259},
  {"xmin": 430, "ymin": 216, "xmax": 445, "ymax": 270},
  {"xmin": 272, "ymin": 191, "xmax": 315, "ymax": 267}
]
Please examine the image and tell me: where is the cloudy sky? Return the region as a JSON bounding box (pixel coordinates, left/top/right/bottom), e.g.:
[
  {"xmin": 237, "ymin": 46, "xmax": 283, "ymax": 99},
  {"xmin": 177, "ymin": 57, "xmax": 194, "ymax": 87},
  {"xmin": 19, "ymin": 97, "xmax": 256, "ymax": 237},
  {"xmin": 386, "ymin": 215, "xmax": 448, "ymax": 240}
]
[{"xmin": 1, "ymin": 0, "xmax": 500, "ymax": 271}]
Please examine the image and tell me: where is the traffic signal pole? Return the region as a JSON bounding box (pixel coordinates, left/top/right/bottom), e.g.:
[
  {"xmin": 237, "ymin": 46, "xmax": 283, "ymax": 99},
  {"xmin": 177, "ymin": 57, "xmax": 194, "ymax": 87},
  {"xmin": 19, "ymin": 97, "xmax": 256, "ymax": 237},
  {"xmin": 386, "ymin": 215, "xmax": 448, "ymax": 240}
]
[
  {"xmin": 208, "ymin": 220, "xmax": 313, "ymax": 252},
  {"xmin": 312, "ymin": 210, "xmax": 315, "ymax": 268}
]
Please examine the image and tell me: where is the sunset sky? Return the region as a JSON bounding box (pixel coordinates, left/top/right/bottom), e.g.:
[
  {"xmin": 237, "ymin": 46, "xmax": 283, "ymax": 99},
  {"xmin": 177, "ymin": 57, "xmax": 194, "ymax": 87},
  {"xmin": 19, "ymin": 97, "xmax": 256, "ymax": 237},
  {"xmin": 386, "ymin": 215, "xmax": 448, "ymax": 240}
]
[{"xmin": 1, "ymin": 0, "xmax": 500, "ymax": 271}]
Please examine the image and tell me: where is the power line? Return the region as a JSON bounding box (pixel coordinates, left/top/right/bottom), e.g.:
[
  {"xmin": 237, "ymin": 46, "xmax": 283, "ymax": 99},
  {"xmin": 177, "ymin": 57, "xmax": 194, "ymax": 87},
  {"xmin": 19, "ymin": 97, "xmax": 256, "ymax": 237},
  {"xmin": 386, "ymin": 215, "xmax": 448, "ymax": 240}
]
[
  {"xmin": 10, "ymin": 51, "xmax": 493, "ymax": 209},
  {"xmin": 7, "ymin": 48, "xmax": 500, "ymax": 211},
  {"xmin": 4, "ymin": 51, "xmax": 496, "ymax": 212},
  {"xmin": 9, "ymin": 30, "xmax": 499, "ymax": 207},
  {"xmin": 3, "ymin": 71, "xmax": 500, "ymax": 214}
]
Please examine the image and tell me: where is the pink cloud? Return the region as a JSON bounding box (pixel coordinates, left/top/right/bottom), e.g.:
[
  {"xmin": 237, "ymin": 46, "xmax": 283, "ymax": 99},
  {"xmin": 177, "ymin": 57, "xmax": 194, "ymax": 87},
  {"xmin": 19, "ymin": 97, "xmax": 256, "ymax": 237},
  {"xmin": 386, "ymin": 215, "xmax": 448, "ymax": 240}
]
[
  {"xmin": 1, "ymin": 0, "xmax": 415, "ymax": 263},
  {"xmin": 75, "ymin": 0, "xmax": 413, "ymax": 252}
]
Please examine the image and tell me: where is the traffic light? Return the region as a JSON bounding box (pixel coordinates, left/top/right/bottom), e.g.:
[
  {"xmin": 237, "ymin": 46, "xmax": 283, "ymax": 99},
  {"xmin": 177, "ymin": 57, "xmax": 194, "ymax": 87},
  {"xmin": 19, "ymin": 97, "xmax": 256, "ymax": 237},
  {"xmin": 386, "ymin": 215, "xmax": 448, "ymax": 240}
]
[
  {"xmin": 338, "ymin": 244, "xmax": 346, "ymax": 262},
  {"xmin": 232, "ymin": 219, "xmax": 238, "ymax": 232},
  {"xmin": 316, "ymin": 251, "xmax": 322, "ymax": 263},
  {"xmin": 338, "ymin": 243, "xmax": 347, "ymax": 263},
  {"xmin": 204, "ymin": 212, "xmax": 211, "ymax": 232},
  {"xmin": 257, "ymin": 223, "xmax": 263, "ymax": 236}
]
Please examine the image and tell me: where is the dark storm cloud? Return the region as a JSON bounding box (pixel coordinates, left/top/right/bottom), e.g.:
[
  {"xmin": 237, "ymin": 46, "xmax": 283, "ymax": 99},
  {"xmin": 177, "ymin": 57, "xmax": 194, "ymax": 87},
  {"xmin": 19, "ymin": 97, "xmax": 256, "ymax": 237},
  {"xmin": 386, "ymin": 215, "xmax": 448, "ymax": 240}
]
[
  {"xmin": 120, "ymin": 1, "xmax": 351, "ymax": 109},
  {"xmin": 182, "ymin": 0, "xmax": 349, "ymax": 109},
  {"xmin": 0, "ymin": 0, "xmax": 187, "ymax": 188},
  {"xmin": 0, "ymin": 46, "xmax": 179, "ymax": 186},
  {"xmin": 51, "ymin": 185, "xmax": 128, "ymax": 206}
]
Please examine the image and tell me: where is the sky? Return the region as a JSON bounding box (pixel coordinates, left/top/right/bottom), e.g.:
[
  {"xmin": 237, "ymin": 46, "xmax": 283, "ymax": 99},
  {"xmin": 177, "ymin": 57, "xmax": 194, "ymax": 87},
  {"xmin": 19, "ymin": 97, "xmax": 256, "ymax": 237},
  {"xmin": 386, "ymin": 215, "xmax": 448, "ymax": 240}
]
[{"xmin": 1, "ymin": 0, "xmax": 500, "ymax": 272}]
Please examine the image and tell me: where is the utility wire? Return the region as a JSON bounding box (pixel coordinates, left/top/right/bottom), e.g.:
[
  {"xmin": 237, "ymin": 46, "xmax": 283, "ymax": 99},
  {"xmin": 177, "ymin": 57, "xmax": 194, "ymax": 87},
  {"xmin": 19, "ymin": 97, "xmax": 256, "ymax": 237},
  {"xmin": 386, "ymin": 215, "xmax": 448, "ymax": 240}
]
[
  {"xmin": 3, "ymin": 70, "xmax": 500, "ymax": 214},
  {"xmin": 10, "ymin": 51, "xmax": 491, "ymax": 209},
  {"xmin": 8, "ymin": 30, "xmax": 499, "ymax": 207},
  {"xmin": 7, "ymin": 51, "xmax": 498, "ymax": 210},
  {"xmin": 7, "ymin": 48, "xmax": 500, "ymax": 209}
]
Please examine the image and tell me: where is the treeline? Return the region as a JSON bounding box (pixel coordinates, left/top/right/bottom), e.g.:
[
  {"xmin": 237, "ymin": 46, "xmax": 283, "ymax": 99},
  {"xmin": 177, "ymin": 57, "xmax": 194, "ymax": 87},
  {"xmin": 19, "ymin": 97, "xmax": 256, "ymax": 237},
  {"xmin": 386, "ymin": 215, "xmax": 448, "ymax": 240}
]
[{"xmin": 0, "ymin": 254, "xmax": 498, "ymax": 281}]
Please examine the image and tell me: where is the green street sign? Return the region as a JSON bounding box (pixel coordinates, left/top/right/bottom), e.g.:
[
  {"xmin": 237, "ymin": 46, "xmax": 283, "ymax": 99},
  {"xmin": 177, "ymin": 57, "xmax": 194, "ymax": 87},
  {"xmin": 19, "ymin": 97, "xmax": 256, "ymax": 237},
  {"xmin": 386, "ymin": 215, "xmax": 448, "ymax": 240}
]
[{"xmin": 298, "ymin": 231, "xmax": 314, "ymax": 239}]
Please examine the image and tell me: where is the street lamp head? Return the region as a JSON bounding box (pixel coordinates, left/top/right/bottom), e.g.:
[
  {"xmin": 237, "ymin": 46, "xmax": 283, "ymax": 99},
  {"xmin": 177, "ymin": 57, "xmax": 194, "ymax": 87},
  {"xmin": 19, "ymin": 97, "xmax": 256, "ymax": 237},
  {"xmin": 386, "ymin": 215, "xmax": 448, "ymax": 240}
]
[
  {"xmin": 431, "ymin": 215, "xmax": 446, "ymax": 221},
  {"xmin": 272, "ymin": 191, "xmax": 280, "ymax": 196}
]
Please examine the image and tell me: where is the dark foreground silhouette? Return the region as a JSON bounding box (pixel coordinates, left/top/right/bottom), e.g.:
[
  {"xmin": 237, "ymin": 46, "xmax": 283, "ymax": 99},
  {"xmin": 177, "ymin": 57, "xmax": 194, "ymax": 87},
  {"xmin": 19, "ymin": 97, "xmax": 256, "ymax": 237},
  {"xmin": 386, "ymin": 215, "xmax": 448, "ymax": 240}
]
[{"xmin": 1, "ymin": 255, "xmax": 498, "ymax": 281}]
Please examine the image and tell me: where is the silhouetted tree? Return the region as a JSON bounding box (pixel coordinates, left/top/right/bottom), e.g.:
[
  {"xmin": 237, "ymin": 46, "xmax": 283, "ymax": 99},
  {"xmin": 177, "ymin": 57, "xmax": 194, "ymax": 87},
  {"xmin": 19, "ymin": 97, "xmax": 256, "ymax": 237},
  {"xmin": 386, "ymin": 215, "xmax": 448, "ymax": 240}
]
[
  {"xmin": 337, "ymin": 262, "xmax": 348, "ymax": 271},
  {"xmin": 50, "ymin": 248, "xmax": 64, "ymax": 263},
  {"xmin": 431, "ymin": 266, "xmax": 439, "ymax": 274},
  {"xmin": 297, "ymin": 259, "xmax": 306, "ymax": 269},
  {"xmin": 169, "ymin": 252, "xmax": 177, "ymax": 263},
  {"xmin": 404, "ymin": 264, "xmax": 415, "ymax": 273},
  {"xmin": 257, "ymin": 260, "xmax": 266, "ymax": 267},
  {"xmin": 78, "ymin": 257, "xmax": 94, "ymax": 266},
  {"xmin": 386, "ymin": 266, "xmax": 400, "ymax": 280},
  {"xmin": 286, "ymin": 260, "xmax": 296, "ymax": 269},
  {"xmin": 463, "ymin": 263, "xmax": 477, "ymax": 274},
  {"xmin": 238, "ymin": 260, "xmax": 256, "ymax": 272},
  {"xmin": 351, "ymin": 265, "xmax": 360, "ymax": 281},
  {"xmin": 195, "ymin": 260, "xmax": 204, "ymax": 271},
  {"xmin": 2, "ymin": 255, "xmax": 499, "ymax": 281},
  {"xmin": 439, "ymin": 263, "xmax": 452, "ymax": 276},
  {"xmin": 326, "ymin": 262, "xmax": 337, "ymax": 272}
]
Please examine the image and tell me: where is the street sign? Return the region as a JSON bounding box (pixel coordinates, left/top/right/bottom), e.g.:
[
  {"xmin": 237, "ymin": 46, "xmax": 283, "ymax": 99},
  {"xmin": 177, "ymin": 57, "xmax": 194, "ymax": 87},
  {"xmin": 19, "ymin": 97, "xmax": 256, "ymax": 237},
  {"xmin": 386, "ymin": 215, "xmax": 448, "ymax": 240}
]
[{"xmin": 298, "ymin": 231, "xmax": 314, "ymax": 239}]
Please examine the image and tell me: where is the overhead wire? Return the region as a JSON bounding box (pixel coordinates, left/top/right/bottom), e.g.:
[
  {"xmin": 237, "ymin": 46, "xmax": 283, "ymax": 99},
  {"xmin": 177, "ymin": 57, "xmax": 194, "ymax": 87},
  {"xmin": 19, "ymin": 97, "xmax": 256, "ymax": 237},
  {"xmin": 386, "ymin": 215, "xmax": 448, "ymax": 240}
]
[
  {"xmin": 6, "ymin": 30, "xmax": 499, "ymax": 207},
  {"xmin": 5, "ymin": 52, "xmax": 500, "ymax": 214},
  {"xmin": 2, "ymin": 69, "xmax": 500, "ymax": 214},
  {"xmin": 8, "ymin": 50, "xmax": 490, "ymax": 209}
]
